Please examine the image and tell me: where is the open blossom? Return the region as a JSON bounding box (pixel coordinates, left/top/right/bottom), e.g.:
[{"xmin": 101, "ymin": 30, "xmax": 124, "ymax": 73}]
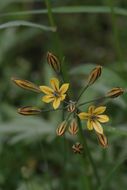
[
  {"xmin": 40, "ymin": 78, "xmax": 69, "ymax": 109},
  {"xmin": 78, "ymin": 105, "xmax": 109, "ymax": 134}
]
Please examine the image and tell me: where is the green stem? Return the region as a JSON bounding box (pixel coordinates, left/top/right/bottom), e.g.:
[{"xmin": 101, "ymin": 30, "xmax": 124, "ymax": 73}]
[
  {"xmin": 77, "ymin": 117, "xmax": 101, "ymax": 187},
  {"xmin": 44, "ymin": 0, "xmax": 63, "ymax": 57},
  {"xmin": 107, "ymin": 0, "xmax": 124, "ymax": 69},
  {"xmin": 61, "ymin": 102, "xmax": 69, "ymax": 190},
  {"xmin": 78, "ymin": 96, "xmax": 107, "ymax": 107},
  {"xmin": 45, "ymin": 0, "xmax": 55, "ymax": 27},
  {"xmin": 77, "ymin": 85, "xmax": 89, "ymax": 102}
]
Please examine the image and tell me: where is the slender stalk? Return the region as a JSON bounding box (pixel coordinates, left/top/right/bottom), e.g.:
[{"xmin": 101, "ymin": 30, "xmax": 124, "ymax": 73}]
[
  {"xmin": 77, "ymin": 117, "xmax": 101, "ymax": 187},
  {"xmin": 77, "ymin": 85, "xmax": 89, "ymax": 102},
  {"xmin": 45, "ymin": 0, "xmax": 55, "ymax": 27},
  {"xmin": 78, "ymin": 96, "xmax": 107, "ymax": 107},
  {"xmin": 107, "ymin": 0, "xmax": 124, "ymax": 69},
  {"xmin": 98, "ymin": 156, "xmax": 125, "ymax": 190},
  {"xmin": 62, "ymin": 104, "xmax": 69, "ymax": 190}
]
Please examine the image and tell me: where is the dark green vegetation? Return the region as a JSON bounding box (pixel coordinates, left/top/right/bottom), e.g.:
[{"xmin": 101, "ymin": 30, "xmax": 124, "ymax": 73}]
[{"xmin": 0, "ymin": 0, "xmax": 127, "ymax": 189}]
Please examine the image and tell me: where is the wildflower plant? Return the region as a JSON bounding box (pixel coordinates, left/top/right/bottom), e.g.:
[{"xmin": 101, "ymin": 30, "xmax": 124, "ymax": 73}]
[{"xmin": 12, "ymin": 52, "xmax": 125, "ymax": 153}]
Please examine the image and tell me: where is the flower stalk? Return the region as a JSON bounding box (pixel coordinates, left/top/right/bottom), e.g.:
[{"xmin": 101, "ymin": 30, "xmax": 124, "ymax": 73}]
[{"xmin": 77, "ymin": 117, "xmax": 101, "ymax": 186}]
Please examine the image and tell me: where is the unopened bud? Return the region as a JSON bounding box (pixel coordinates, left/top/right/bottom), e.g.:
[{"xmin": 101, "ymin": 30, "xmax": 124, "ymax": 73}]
[
  {"xmin": 87, "ymin": 65, "xmax": 102, "ymax": 86},
  {"xmin": 67, "ymin": 101, "xmax": 76, "ymax": 113},
  {"xmin": 106, "ymin": 87, "xmax": 124, "ymax": 98},
  {"xmin": 47, "ymin": 52, "xmax": 60, "ymax": 73},
  {"xmin": 96, "ymin": 133, "xmax": 108, "ymax": 148},
  {"xmin": 68, "ymin": 119, "xmax": 78, "ymax": 135},
  {"xmin": 56, "ymin": 121, "xmax": 67, "ymax": 136},
  {"xmin": 11, "ymin": 78, "xmax": 41, "ymax": 93},
  {"xmin": 18, "ymin": 106, "xmax": 41, "ymax": 115},
  {"xmin": 72, "ymin": 142, "xmax": 83, "ymax": 154}
]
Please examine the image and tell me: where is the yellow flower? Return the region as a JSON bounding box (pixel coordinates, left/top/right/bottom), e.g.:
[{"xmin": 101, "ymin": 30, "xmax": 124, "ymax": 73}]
[
  {"xmin": 40, "ymin": 78, "xmax": 69, "ymax": 109},
  {"xmin": 78, "ymin": 105, "xmax": 109, "ymax": 134}
]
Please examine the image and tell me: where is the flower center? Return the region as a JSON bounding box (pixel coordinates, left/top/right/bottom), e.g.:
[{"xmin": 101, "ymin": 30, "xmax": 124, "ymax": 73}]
[
  {"xmin": 53, "ymin": 91, "xmax": 60, "ymax": 97},
  {"xmin": 90, "ymin": 115, "xmax": 97, "ymax": 121}
]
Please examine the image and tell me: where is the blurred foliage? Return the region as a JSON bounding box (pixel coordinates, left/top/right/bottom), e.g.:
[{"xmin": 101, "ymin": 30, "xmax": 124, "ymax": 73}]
[{"xmin": 0, "ymin": 0, "xmax": 127, "ymax": 189}]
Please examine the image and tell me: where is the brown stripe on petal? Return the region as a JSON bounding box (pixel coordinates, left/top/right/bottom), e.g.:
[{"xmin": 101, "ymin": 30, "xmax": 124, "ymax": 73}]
[
  {"xmin": 67, "ymin": 101, "xmax": 76, "ymax": 113},
  {"xmin": 96, "ymin": 133, "xmax": 108, "ymax": 148},
  {"xmin": 87, "ymin": 65, "xmax": 102, "ymax": 86},
  {"xmin": 106, "ymin": 87, "xmax": 124, "ymax": 98},
  {"xmin": 47, "ymin": 52, "xmax": 60, "ymax": 73},
  {"xmin": 18, "ymin": 106, "xmax": 41, "ymax": 115},
  {"xmin": 11, "ymin": 78, "xmax": 41, "ymax": 93},
  {"xmin": 56, "ymin": 121, "xmax": 67, "ymax": 136},
  {"xmin": 68, "ymin": 119, "xmax": 78, "ymax": 135}
]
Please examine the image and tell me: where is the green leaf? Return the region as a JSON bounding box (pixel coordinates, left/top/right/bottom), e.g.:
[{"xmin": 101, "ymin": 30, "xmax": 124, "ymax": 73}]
[
  {"xmin": 0, "ymin": 20, "xmax": 56, "ymax": 31},
  {"xmin": 0, "ymin": 117, "xmax": 55, "ymax": 144},
  {"xmin": 105, "ymin": 126, "xmax": 127, "ymax": 137}
]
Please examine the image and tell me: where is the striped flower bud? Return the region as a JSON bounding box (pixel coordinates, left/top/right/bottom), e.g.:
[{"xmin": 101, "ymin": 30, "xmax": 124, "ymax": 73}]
[
  {"xmin": 72, "ymin": 142, "xmax": 83, "ymax": 154},
  {"xmin": 106, "ymin": 87, "xmax": 124, "ymax": 98},
  {"xmin": 47, "ymin": 52, "xmax": 60, "ymax": 73},
  {"xmin": 56, "ymin": 121, "xmax": 67, "ymax": 136},
  {"xmin": 96, "ymin": 133, "xmax": 108, "ymax": 148},
  {"xmin": 18, "ymin": 106, "xmax": 41, "ymax": 115},
  {"xmin": 67, "ymin": 101, "xmax": 76, "ymax": 113},
  {"xmin": 87, "ymin": 65, "xmax": 102, "ymax": 86},
  {"xmin": 68, "ymin": 119, "xmax": 78, "ymax": 135},
  {"xmin": 11, "ymin": 78, "xmax": 41, "ymax": 93}
]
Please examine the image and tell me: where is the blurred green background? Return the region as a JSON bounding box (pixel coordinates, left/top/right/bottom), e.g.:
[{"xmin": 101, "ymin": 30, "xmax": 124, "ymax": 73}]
[{"xmin": 0, "ymin": 0, "xmax": 127, "ymax": 189}]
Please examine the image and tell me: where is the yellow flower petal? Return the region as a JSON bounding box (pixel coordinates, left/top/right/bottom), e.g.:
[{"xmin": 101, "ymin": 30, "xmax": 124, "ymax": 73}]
[
  {"xmin": 60, "ymin": 94, "xmax": 66, "ymax": 101},
  {"xmin": 92, "ymin": 120, "xmax": 103, "ymax": 134},
  {"xmin": 88, "ymin": 105, "xmax": 95, "ymax": 114},
  {"xmin": 94, "ymin": 106, "xmax": 106, "ymax": 115},
  {"xmin": 42, "ymin": 95, "xmax": 54, "ymax": 103},
  {"xmin": 78, "ymin": 112, "xmax": 89, "ymax": 120},
  {"xmin": 50, "ymin": 78, "xmax": 59, "ymax": 91},
  {"xmin": 40, "ymin": 85, "xmax": 53, "ymax": 95},
  {"xmin": 59, "ymin": 83, "xmax": 69, "ymax": 94},
  {"xmin": 87, "ymin": 119, "xmax": 93, "ymax": 130},
  {"xmin": 53, "ymin": 98, "xmax": 61, "ymax": 109},
  {"xmin": 97, "ymin": 115, "xmax": 109, "ymax": 123}
]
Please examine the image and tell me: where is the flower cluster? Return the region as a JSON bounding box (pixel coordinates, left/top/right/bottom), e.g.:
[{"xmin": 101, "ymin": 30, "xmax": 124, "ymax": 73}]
[{"xmin": 12, "ymin": 52, "xmax": 124, "ymax": 153}]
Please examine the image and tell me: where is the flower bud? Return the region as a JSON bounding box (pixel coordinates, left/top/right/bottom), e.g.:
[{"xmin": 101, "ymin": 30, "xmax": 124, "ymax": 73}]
[
  {"xmin": 72, "ymin": 142, "xmax": 83, "ymax": 154},
  {"xmin": 87, "ymin": 65, "xmax": 102, "ymax": 86},
  {"xmin": 96, "ymin": 133, "xmax": 108, "ymax": 148},
  {"xmin": 18, "ymin": 106, "xmax": 41, "ymax": 115},
  {"xmin": 106, "ymin": 87, "xmax": 124, "ymax": 98},
  {"xmin": 11, "ymin": 78, "xmax": 41, "ymax": 93},
  {"xmin": 47, "ymin": 52, "xmax": 60, "ymax": 73},
  {"xmin": 56, "ymin": 121, "xmax": 67, "ymax": 136},
  {"xmin": 67, "ymin": 101, "xmax": 76, "ymax": 113},
  {"xmin": 68, "ymin": 119, "xmax": 78, "ymax": 135}
]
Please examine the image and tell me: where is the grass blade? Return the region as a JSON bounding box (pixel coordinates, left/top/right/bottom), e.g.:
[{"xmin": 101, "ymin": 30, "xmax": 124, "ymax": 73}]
[
  {"xmin": 98, "ymin": 157, "xmax": 125, "ymax": 190},
  {"xmin": 0, "ymin": 20, "xmax": 56, "ymax": 31},
  {"xmin": 1, "ymin": 6, "xmax": 127, "ymax": 17}
]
